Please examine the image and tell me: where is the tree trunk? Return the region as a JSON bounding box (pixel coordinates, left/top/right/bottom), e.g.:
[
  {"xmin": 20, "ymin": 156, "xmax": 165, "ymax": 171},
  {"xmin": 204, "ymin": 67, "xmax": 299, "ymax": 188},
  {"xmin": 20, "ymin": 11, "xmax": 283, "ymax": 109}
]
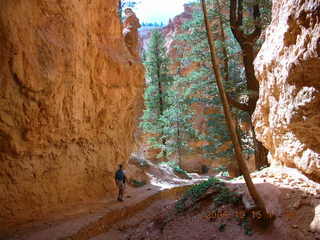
[
  {"xmin": 216, "ymin": 0, "xmax": 240, "ymax": 178},
  {"xmin": 177, "ymin": 115, "xmax": 182, "ymax": 167},
  {"xmin": 216, "ymin": 0, "xmax": 229, "ymax": 82},
  {"xmin": 216, "ymin": 0, "xmax": 268, "ymax": 171},
  {"xmin": 229, "ymin": 0, "xmax": 269, "ymax": 169},
  {"xmin": 255, "ymin": 141, "xmax": 268, "ymax": 169},
  {"xmin": 201, "ymin": 0, "xmax": 270, "ymax": 221},
  {"xmin": 156, "ymin": 58, "xmax": 167, "ymax": 158},
  {"xmin": 250, "ymin": 121, "xmax": 269, "ymax": 170}
]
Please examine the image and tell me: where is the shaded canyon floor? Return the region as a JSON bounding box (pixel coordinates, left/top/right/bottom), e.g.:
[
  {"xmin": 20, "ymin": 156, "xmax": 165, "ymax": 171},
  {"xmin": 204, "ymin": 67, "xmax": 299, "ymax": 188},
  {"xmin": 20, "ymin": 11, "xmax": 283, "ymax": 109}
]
[{"xmin": 2, "ymin": 167, "xmax": 320, "ymax": 240}]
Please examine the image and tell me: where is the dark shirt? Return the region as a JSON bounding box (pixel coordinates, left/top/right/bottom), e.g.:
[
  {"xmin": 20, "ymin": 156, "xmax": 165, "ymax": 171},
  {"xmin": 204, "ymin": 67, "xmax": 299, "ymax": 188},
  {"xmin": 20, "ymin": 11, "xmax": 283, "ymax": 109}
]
[{"xmin": 115, "ymin": 169, "xmax": 126, "ymax": 183}]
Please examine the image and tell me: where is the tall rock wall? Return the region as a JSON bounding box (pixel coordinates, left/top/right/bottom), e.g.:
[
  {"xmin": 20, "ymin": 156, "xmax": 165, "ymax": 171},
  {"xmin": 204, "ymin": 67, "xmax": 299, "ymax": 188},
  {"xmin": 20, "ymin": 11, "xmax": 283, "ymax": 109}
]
[
  {"xmin": 0, "ymin": 0, "xmax": 143, "ymax": 227},
  {"xmin": 253, "ymin": 0, "xmax": 320, "ymax": 179}
]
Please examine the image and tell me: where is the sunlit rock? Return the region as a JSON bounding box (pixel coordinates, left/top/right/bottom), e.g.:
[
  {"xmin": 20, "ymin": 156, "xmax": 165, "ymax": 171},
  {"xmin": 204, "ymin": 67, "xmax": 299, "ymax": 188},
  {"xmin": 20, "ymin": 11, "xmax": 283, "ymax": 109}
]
[
  {"xmin": 0, "ymin": 0, "xmax": 144, "ymax": 226},
  {"xmin": 123, "ymin": 8, "xmax": 141, "ymax": 58},
  {"xmin": 253, "ymin": 0, "xmax": 320, "ymax": 179}
]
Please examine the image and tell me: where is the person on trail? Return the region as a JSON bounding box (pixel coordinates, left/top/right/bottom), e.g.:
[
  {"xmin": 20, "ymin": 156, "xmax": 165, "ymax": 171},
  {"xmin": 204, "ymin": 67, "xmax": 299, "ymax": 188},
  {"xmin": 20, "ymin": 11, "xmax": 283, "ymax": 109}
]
[{"xmin": 115, "ymin": 164, "xmax": 127, "ymax": 201}]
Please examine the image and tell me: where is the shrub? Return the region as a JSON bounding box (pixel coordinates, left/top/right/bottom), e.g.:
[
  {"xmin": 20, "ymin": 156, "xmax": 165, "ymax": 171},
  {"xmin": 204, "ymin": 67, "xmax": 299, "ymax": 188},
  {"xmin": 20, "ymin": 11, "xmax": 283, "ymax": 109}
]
[
  {"xmin": 160, "ymin": 161, "xmax": 190, "ymax": 179},
  {"xmin": 213, "ymin": 186, "xmax": 241, "ymax": 207},
  {"xmin": 176, "ymin": 177, "xmax": 241, "ymax": 212},
  {"xmin": 175, "ymin": 177, "xmax": 221, "ymax": 212},
  {"xmin": 130, "ymin": 179, "xmax": 146, "ymax": 187}
]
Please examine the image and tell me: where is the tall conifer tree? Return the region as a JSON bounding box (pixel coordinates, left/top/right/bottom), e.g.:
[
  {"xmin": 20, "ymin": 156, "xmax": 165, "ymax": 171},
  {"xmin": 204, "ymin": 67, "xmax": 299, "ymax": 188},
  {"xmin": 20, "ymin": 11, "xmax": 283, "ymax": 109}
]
[
  {"xmin": 140, "ymin": 30, "xmax": 171, "ymax": 158},
  {"xmin": 141, "ymin": 30, "xmax": 198, "ymax": 163}
]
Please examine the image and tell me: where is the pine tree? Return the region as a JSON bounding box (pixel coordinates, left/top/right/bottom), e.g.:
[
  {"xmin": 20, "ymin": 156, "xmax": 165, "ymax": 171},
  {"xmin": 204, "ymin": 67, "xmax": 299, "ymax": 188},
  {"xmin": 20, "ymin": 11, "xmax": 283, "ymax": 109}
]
[
  {"xmin": 201, "ymin": 0, "xmax": 271, "ymax": 222},
  {"xmin": 161, "ymin": 86, "xmax": 199, "ymax": 165},
  {"xmin": 171, "ymin": 0, "xmax": 247, "ymax": 170},
  {"xmin": 140, "ymin": 30, "xmax": 172, "ymax": 158},
  {"xmin": 140, "ymin": 30, "xmax": 199, "ymax": 163},
  {"xmin": 170, "ymin": 0, "xmax": 271, "ymax": 172}
]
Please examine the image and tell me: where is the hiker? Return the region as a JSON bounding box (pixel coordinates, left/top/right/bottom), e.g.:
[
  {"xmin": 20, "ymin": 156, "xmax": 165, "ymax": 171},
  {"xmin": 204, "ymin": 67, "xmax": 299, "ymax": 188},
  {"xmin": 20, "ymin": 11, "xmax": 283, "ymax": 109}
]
[{"xmin": 115, "ymin": 164, "xmax": 127, "ymax": 201}]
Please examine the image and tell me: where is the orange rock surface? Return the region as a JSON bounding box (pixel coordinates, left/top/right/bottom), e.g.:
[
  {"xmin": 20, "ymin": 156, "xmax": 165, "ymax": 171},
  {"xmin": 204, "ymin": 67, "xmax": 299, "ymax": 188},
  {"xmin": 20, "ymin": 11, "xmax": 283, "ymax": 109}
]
[
  {"xmin": 253, "ymin": 0, "xmax": 320, "ymax": 180},
  {"xmin": 123, "ymin": 8, "xmax": 141, "ymax": 58},
  {"xmin": 0, "ymin": 0, "xmax": 144, "ymax": 226}
]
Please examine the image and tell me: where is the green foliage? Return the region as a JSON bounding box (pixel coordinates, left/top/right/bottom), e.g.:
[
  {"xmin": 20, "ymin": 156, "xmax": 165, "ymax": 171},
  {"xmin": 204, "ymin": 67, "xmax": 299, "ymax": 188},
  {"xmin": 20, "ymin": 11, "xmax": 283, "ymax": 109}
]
[
  {"xmin": 173, "ymin": 165, "xmax": 187, "ymax": 176},
  {"xmin": 239, "ymin": 216, "xmax": 254, "ymax": 236},
  {"xmin": 213, "ymin": 165, "xmax": 229, "ymax": 177},
  {"xmin": 139, "ymin": 0, "xmax": 272, "ymax": 166},
  {"xmin": 176, "ymin": 174, "xmax": 241, "ymax": 211},
  {"xmin": 213, "ymin": 186, "xmax": 240, "ymax": 207},
  {"xmin": 172, "ymin": 0, "xmax": 243, "ymax": 160},
  {"xmin": 170, "ymin": 0, "xmax": 272, "ymax": 163},
  {"xmin": 160, "ymin": 161, "xmax": 190, "ymax": 179},
  {"xmin": 240, "ymin": 0, "xmax": 272, "ymax": 40},
  {"xmin": 175, "ymin": 177, "xmax": 222, "ymax": 212},
  {"xmin": 160, "ymin": 92, "xmax": 199, "ymax": 159},
  {"xmin": 175, "ymin": 176, "xmax": 253, "ymax": 235},
  {"xmin": 118, "ymin": 0, "xmax": 140, "ymax": 18},
  {"xmin": 218, "ymin": 223, "xmax": 226, "ymax": 232},
  {"xmin": 140, "ymin": 30, "xmax": 199, "ymax": 161},
  {"xmin": 130, "ymin": 179, "xmax": 146, "ymax": 187},
  {"xmin": 140, "ymin": 30, "xmax": 172, "ymax": 158},
  {"xmin": 175, "ymin": 200, "xmax": 186, "ymax": 213}
]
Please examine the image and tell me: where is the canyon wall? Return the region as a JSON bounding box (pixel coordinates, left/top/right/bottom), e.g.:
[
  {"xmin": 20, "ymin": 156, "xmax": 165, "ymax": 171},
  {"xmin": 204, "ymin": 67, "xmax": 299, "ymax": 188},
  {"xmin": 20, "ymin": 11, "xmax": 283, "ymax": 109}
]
[
  {"xmin": 253, "ymin": 0, "xmax": 320, "ymax": 179},
  {"xmin": 0, "ymin": 0, "xmax": 143, "ymax": 227}
]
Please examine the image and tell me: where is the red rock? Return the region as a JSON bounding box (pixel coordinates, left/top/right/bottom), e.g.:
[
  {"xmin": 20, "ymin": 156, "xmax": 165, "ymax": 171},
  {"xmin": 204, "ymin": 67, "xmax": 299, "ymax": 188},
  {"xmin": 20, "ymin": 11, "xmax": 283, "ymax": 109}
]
[
  {"xmin": 253, "ymin": 0, "xmax": 320, "ymax": 180},
  {"xmin": 0, "ymin": 0, "xmax": 144, "ymax": 226}
]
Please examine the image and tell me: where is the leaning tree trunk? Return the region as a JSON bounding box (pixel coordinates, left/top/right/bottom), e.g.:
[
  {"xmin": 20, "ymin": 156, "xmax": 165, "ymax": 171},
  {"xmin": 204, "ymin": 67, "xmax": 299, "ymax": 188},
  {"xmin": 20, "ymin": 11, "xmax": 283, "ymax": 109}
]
[
  {"xmin": 216, "ymin": 0, "xmax": 229, "ymax": 82},
  {"xmin": 201, "ymin": 0, "xmax": 270, "ymax": 221}
]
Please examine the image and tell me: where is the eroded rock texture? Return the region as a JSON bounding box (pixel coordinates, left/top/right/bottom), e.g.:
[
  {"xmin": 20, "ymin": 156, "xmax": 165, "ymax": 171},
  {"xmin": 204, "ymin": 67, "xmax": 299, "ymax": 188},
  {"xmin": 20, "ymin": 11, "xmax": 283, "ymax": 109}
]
[
  {"xmin": 123, "ymin": 8, "xmax": 141, "ymax": 58},
  {"xmin": 253, "ymin": 0, "xmax": 320, "ymax": 179},
  {"xmin": 0, "ymin": 0, "xmax": 143, "ymax": 226}
]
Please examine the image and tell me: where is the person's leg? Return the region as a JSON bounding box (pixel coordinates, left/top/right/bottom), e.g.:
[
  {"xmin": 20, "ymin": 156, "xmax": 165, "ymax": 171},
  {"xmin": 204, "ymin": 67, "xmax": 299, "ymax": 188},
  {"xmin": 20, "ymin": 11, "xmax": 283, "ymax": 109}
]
[
  {"xmin": 118, "ymin": 188, "xmax": 121, "ymax": 201},
  {"xmin": 116, "ymin": 181, "xmax": 121, "ymax": 201},
  {"xmin": 122, "ymin": 183, "xmax": 126, "ymax": 200},
  {"xmin": 119, "ymin": 183, "xmax": 124, "ymax": 201}
]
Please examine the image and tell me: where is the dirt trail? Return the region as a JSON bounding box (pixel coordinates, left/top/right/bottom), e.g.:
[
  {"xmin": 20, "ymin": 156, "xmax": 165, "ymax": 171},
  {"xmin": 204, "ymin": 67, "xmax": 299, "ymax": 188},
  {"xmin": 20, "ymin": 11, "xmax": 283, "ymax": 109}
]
[
  {"xmin": 91, "ymin": 167, "xmax": 320, "ymax": 240},
  {"xmin": 2, "ymin": 176, "xmax": 205, "ymax": 240},
  {"xmin": 3, "ymin": 166, "xmax": 320, "ymax": 240}
]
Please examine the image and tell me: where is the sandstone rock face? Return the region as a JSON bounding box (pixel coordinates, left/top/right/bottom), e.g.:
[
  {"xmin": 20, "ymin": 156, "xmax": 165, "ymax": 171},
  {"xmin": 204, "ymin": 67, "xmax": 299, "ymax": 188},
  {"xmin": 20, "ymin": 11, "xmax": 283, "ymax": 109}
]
[
  {"xmin": 139, "ymin": 4, "xmax": 193, "ymax": 57},
  {"xmin": 253, "ymin": 0, "xmax": 320, "ymax": 179},
  {"xmin": 0, "ymin": 0, "xmax": 143, "ymax": 226},
  {"xmin": 162, "ymin": 4, "xmax": 193, "ymax": 48},
  {"xmin": 123, "ymin": 8, "xmax": 141, "ymax": 58}
]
